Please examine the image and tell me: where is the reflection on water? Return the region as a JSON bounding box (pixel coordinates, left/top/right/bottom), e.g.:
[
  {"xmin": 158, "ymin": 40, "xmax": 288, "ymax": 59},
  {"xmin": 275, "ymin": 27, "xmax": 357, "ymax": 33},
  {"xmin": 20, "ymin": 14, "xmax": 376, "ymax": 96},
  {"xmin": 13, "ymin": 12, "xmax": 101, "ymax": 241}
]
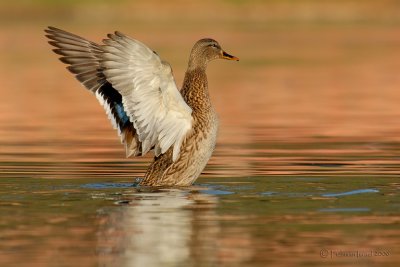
[
  {"xmin": 0, "ymin": 178, "xmax": 399, "ymax": 267},
  {"xmin": 318, "ymin": 208, "xmax": 370, "ymax": 213},
  {"xmin": 1, "ymin": 0, "xmax": 400, "ymax": 266},
  {"xmin": 97, "ymin": 189, "xmax": 217, "ymax": 267},
  {"xmin": 321, "ymin": 188, "xmax": 379, "ymax": 198}
]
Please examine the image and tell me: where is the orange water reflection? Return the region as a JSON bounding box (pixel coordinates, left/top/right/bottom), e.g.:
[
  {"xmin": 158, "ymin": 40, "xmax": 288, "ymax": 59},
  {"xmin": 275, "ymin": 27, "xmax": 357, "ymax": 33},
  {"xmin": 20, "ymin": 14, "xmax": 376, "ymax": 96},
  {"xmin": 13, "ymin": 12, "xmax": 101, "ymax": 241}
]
[
  {"xmin": 1, "ymin": 1, "xmax": 400, "ymax": 267},
  {"xmin": 0, "ymin": 184, "xmax": 399, "ymax": 267}
]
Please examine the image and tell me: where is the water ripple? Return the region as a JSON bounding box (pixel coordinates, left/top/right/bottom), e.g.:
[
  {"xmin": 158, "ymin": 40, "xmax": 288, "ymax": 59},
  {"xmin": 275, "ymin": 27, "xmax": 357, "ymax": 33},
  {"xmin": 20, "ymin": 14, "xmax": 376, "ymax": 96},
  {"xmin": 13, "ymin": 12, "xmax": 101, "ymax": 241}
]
[
  {"xmin": 321, "ymin": 188, "xmax": 379, "ymax": 197},
  {"xmin": 318, "ymin": 208, "xmax": 371, "ymax": 212},
  {"xmin": 81, "ymin": 183, "xmax": 137, "ymax": 189}
]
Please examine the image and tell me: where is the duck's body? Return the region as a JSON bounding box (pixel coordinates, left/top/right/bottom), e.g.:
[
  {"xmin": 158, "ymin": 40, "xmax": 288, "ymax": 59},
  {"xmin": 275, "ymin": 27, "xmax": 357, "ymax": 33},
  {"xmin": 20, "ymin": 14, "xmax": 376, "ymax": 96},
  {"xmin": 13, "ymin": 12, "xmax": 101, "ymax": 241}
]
[
  {"xmin": 45, "ymin": 27, "xmax": 238, "ymax": 186},
  {"xmin": 143, "ymin": 69, "xmax": 219, "ymax": 186}
]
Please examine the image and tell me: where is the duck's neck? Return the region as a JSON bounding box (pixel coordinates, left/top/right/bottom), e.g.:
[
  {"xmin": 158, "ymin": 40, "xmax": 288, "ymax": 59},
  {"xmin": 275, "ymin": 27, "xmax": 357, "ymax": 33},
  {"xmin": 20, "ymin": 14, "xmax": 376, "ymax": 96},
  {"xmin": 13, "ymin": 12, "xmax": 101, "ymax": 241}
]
[{"xmin": 181, "ymin": 68, "xmax": 212, "ymax": 111}]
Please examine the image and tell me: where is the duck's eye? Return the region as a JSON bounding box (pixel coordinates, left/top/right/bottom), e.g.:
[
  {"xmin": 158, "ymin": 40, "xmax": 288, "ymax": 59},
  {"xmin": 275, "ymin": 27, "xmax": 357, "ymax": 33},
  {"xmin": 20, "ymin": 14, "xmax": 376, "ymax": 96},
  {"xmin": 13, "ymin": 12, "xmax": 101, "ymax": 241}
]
[{"xmin": 210, "ymin": 43, "xmax": 218, "ymax": 48}]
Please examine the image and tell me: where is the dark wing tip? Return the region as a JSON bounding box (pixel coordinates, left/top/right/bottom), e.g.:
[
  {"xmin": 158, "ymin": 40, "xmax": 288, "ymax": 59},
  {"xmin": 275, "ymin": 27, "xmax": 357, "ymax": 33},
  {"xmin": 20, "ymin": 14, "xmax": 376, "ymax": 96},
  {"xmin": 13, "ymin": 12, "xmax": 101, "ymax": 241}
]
[
  {"xmin": 52, "ymin": 48, "xmax": 71, "ymax": 56},
  {"xmin": 114, "ymin": 31, "xmax": 125, "ymax": 38},
  {"xmin": 105, "ymin": 31, "xmax": 126, "ymax": 42},
  {"xmin": 47, "ymin": 40, "xmax": 58, "ymax": 47},
  {"xmin": 58, "ymin": 57, "xmax": 70, "ymax": 64},
  {"xmin": 45, "ymin": 26, "xmax": 61, "ymax": 34}
]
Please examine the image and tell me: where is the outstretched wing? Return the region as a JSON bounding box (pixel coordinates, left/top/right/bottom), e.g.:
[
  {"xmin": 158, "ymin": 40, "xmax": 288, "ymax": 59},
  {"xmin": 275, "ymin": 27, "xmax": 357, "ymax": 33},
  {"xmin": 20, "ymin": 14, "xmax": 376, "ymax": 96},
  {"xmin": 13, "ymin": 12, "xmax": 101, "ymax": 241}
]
[
  {"xmin": 45, "ymin": 26, "xmax": 140, "ymax": 157},
  {"xmin": 45, "ymin": 26, "xmax": 106, "ymax": 91},
  {"xmin": 45, "ymin": 27, "xmax": 193, "ymax": 161},
  {"xmin": 101, "ymin": 31, "xmax": 193, "ymax": 161}
]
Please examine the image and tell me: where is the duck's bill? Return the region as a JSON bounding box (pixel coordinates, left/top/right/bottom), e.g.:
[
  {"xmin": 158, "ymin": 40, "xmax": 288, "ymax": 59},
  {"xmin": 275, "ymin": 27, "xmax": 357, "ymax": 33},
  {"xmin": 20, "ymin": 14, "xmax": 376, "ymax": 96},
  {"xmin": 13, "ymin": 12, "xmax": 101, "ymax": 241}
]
[{"xmin": 222, "ymin": 51, "xmax": 239, "ymax": 61}]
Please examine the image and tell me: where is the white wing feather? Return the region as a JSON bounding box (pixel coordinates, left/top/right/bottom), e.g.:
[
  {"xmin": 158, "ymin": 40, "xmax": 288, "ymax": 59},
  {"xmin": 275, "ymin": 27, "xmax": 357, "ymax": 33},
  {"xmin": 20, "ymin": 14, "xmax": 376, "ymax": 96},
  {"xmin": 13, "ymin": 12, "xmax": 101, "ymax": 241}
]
[{"xmin": 101, "ymin": 32, "xmax": 192, "ymax": 161}]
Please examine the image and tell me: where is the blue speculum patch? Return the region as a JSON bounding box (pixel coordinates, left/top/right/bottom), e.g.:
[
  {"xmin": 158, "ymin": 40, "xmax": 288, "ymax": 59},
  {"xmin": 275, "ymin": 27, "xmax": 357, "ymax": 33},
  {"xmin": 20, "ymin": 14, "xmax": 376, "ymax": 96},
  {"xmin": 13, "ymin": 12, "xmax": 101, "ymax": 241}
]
[{"xmin": 115, "ymin": 102, "xmax": 130, "ymax": 125}]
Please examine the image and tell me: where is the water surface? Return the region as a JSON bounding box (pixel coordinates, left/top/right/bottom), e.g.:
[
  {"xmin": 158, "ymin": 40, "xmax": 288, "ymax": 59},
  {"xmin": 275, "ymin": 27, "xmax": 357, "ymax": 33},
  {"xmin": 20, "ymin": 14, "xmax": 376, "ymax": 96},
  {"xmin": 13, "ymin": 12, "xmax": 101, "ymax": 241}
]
[
  {"xmin": 0, "ymin": 176, "xmax": 399, "ymax": 267},
  {"xmin": 1, "ymin": 1, "xmax": 400, "ymax": 266}
]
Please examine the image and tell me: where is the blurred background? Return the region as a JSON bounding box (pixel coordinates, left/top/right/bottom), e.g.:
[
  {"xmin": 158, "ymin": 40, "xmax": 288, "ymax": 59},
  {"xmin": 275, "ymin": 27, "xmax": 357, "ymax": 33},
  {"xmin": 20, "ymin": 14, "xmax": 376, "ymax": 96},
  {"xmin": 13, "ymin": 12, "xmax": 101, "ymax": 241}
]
[
  {"xmin": 1, "ymin": 1, "xmax": 400, "ymax": 267},
  {"xmin": 1, "ymin": 0, "xmax": 400, "ymax": 177},
  {"xmin": 2, "ymin": 1, "xmax": 400, "ymax": 172},
  {"xmin": 2, "ymin": 0, "xmax": 400, "ymax": 167}
]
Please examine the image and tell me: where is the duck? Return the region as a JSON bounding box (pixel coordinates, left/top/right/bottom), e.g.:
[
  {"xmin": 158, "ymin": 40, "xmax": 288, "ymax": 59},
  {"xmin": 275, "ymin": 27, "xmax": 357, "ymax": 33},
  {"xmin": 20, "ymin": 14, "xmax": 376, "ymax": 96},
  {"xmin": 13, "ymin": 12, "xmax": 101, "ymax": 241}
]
[{"xmin": 45, "ymin": 26, "xmax": 239, "ymax": 186}]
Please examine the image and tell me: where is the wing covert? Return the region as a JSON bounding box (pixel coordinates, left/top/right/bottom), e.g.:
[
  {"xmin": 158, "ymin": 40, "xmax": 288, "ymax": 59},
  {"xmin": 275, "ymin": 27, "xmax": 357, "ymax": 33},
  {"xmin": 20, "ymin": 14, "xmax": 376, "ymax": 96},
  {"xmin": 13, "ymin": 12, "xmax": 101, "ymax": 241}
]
[
  {"xmin": 100, "ymin": 31, "xmax": 193, "ymax": 161},
  {"xmin": 45, "ymin": 27, "xmax": 140, "ymax": 157},
  {"xmin": 46, "ymin": 27, "xmax": 192, "ymax": 161}
]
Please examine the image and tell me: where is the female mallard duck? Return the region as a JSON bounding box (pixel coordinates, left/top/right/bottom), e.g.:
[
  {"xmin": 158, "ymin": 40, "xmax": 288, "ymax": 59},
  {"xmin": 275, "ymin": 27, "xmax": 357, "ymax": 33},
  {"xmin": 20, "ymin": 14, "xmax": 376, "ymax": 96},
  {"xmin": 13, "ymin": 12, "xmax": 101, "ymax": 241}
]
[{"xmin": 45, "ymin": 26, "xmax": 238, "ymax": 186}]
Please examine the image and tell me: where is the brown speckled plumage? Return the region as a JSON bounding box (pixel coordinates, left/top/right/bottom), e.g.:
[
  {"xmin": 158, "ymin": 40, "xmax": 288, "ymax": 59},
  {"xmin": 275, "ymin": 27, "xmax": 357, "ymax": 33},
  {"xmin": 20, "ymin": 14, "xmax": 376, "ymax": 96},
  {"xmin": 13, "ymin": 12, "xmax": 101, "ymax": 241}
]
[
  {"xmin": 141, "ymin": 39, "xmax": 238, "ymax": 186},
  {"xmin": 45, "ymin": 27, "xmax": 238, "ymax": 186},
  {"xmin": 142, "ymin": 69, "xmax": 215, "ymax": 186}
]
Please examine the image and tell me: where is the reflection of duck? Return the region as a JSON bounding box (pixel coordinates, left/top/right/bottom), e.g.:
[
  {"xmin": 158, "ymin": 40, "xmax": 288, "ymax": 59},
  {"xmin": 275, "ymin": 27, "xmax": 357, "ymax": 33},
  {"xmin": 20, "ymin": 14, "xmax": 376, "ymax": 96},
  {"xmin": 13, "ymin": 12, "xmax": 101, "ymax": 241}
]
[
  {"xmin": 45, "ymin": 27, "xmax": 238, "ymax": 186},
  {"xmin": 96, "ymin": 189, "xmax": 219, "ymax": 267}
]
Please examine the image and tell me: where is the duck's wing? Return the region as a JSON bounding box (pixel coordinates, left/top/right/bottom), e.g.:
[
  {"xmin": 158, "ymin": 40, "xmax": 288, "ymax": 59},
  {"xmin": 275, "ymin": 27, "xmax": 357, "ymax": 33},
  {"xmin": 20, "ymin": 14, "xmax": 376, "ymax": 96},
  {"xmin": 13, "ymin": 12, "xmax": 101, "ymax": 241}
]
[
  {"xmin": 100, "ymin": 31, "xmax": 193, "ymax": 161},
  {"xmin": 45, "ymin": 26, "xmax": 140, "ymax": 157},
  {"xmin": 45, "ymin": 27, "xmax": 193, "ymax": 161}
]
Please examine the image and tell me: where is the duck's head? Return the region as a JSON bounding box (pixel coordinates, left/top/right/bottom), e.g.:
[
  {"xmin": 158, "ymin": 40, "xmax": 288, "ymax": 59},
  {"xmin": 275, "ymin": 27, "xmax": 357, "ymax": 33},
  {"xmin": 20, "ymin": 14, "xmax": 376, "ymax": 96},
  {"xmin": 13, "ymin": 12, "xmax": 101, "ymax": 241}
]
[{"xmin": 189, "ymin": 38, "xmax": 239, "ymax": 69}]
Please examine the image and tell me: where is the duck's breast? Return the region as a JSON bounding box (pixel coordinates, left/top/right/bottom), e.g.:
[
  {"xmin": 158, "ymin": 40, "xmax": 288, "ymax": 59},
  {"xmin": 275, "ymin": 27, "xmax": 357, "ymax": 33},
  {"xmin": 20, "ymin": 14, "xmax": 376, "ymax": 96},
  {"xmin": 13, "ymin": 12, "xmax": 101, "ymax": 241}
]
[{"xmin": 167, "ymin": 109, "xmax": 219, "ymax": 186}]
